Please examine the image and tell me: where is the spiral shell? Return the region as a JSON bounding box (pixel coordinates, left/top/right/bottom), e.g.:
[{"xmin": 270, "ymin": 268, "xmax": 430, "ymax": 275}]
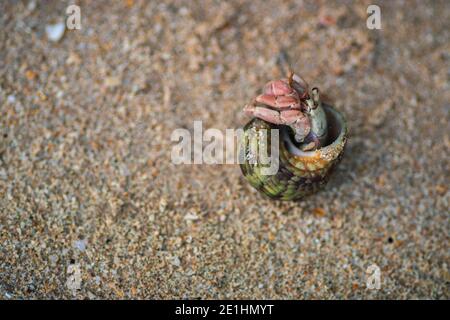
[{"xmin": 240, "ymin": 104, "xmax": 347, "ymax": 201}]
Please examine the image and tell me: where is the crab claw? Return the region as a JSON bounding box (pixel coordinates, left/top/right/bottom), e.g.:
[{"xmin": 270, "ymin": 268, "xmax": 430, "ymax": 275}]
[
  {"xmin": 244, "ymin": 104, "xmax": 281, "ymax": 124},
  {"xmin": 244, "ymin": 104, "xmax": 311, "ymax": 142},
  {"xmin": 279, "ymin": 109, "xmax": 304, "ymax": 124},
  {"xmin": 243, "ymin": 102, "xmax": 257, "ymax": 117},
  {"xmin": 255, "ymin": 94, "xmax": 300, "ymax": 109},
  {"xmin": 263, "ymin": 80, "xmax": 294, "ymax": 96}
]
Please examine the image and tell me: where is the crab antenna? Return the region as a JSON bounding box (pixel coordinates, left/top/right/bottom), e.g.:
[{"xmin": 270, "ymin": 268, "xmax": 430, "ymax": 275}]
[{"xmin": 288, "ymin": 70, "xmax": 294, "ymax": 87}]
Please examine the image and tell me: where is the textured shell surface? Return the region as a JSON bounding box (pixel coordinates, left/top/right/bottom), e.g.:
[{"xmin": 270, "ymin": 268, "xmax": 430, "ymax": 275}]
[{"xmin": 240, "ymin": 104, "xmax": 347, "ymax": 201}]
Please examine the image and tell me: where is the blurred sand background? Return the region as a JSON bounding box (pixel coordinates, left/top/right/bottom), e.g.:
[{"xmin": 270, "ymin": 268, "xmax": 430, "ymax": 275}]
[{"xmin": 0, "ymin": 0, "xmax": 449, "ymax": 299}]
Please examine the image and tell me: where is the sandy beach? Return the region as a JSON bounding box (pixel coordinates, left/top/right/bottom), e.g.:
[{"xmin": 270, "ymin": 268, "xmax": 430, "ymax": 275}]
[{"xmin": 0, "ymin": 0, "xmax": 449, "ymax": 299}]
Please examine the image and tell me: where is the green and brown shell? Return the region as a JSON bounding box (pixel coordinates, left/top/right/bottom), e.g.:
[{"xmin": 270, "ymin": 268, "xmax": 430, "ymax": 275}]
[{"xmin": 240, "ymin": 104, "xmax": 347, "ymax": 201}]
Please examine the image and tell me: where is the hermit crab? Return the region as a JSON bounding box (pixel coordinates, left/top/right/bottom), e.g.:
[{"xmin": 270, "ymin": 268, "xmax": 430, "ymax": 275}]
[{"xmin": 240, "ymin": 72, "xmax": 347, "ymax": 201}]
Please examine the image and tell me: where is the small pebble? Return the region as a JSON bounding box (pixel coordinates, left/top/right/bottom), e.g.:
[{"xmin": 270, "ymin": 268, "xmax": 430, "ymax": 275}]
[
  {"xmin": 171, "ymin": 256, "xmax": 181, "ymax": 267},
  {"xmin": 73, "ymin": 240, "xmax": 87, "ymax": 252},
  {"xmin": 45, "ymin": 22, "xmax": 65, "ymax": 42},
  {"xmin": 104, "ymin": 76, "xmax": 121, "ymax": 88},
  {"xmin": 184, "ymin": 213, "xmax": 199, "ymax": 221},
  {"xmin": 7, "ymin": 95, "xmax": 16, "ymax": 103}
]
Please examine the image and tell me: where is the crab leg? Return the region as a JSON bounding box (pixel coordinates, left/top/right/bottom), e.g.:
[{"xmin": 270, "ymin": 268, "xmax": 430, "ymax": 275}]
[
  {"xmin": 255, "ymin": 94, "xmax": 300, "ymax": 110},
  {"xmin": 291, "ymin": 73, "xmax": 309, "ymax": 98},
  {"xmin": 244, "ymin": 104, "xmax": 311, "ymax": 142},
  {"xmin": 263, "ymin": 80, "xmax": 294, "ymax": 96}
]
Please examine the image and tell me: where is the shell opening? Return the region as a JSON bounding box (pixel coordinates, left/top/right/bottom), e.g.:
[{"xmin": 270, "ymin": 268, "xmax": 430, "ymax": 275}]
[{"xmin": 282, "ymin": 104, "xmax": 346, "ymax": 157}]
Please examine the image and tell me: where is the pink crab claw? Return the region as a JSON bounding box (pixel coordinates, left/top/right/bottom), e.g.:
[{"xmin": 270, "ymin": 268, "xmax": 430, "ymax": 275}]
[
  {"xmin": 244, "ymin": 104, "xmax": 311, "ymax": 141},
  {"xmin": 263, "ymin": 80, "xmax": 294, "ymax": 96},
  {"xmin": 247, "ymin": 105, "xmax": 300, "ymax": 125},
  {"xmin": 289, "ymin": 113, "xmax": 311, "ymax": 142},
  {"xmin": 279, "ymin": 109, "xmax": 305, "ymax": 124},
  {"xmin": 243, "ymin": 103, "xmax": 257, "ymax": 117},
  {"xmin": 255, "ymin": 94, "xmax": 300, "ymax": 109}
]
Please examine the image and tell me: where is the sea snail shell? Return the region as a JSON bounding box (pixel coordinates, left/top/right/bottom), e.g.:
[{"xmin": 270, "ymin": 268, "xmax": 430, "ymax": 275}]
[{"xmin": 240, "ymin": 104, "xmax": 347, "ymax": 201}]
